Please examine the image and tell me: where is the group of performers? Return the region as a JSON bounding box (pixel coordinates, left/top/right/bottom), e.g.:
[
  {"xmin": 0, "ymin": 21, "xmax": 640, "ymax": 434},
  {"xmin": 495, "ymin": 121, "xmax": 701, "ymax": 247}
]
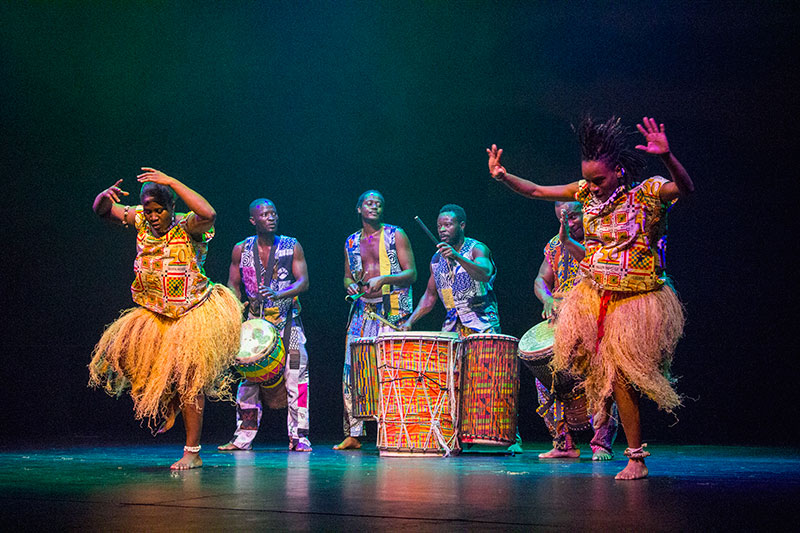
[{"xmin": 89, "ymin": 115, "xmax": 693, "ymax": 480}]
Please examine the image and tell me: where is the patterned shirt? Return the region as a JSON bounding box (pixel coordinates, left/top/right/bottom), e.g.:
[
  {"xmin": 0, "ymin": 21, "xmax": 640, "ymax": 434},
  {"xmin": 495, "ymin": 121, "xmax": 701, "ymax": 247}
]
[
  {"xmin": 130, "ymin": 207, "xmax": 213, "ymax": 318},
  {"xmin": 576, "ymin": 176, "xmax": 674, "ymax": 292},
  {"xmin": 544, "ymin": 235, "xmax": 581, "ymax": 295},
  {"xmin": 432, "ymin": 237, "xmax": 500, "ymax": 333}
]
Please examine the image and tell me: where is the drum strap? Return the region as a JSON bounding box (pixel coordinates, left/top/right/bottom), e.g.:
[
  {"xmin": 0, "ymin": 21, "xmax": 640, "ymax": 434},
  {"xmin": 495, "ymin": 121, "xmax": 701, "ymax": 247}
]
[
  {"xmin": 252, "ymin": 237, "xmax": 295, "ymax": 354},
  {"xmin": 251, "ymin": 236, "xmax": 279, "ymax": 318}
]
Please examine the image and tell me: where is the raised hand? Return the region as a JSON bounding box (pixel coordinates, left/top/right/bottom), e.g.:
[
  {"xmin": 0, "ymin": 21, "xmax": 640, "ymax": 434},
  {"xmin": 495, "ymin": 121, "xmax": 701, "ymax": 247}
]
[
  {"xmin": 635, "ymin": 117, "xmax": 670, "ymax": 155},
  {"xmin": 137, "ymin": 167, "xmax": 176, "ymax": 186},
  {"xmin": 100, "ymin": 179, "xmax": 130, "ymax": 203},
  {"xmin": 558, "ymin": 207, "xmax": 569, "ymax": 243},
  {"xmin": 486, "ymin": 144, "xmax": 506, "ymax": 180}
]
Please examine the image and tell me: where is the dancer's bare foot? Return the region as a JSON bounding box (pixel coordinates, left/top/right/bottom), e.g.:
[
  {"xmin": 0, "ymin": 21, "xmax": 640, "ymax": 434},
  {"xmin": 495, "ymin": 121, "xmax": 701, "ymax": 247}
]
[
  {"xmin": 170, "ymin": 451, "xmax": 202, "ymax": 470},
  {"xmin": 217, "ymin": 442, "xmax": 249, "ymax": 451},
  {"xmin": 615, "ymin": 458, "xmax": 648, "ymax": 480},
  {"xmin": 333, "ymin": 436, "xmax": 361, "ymax": 450},
  {"xmin": 591, "ymin": 445, "xmax": 614, "ymax": 461},
  {"xmin": 539, "ymin": 447, "xmax": 580, "ymax": 459}
]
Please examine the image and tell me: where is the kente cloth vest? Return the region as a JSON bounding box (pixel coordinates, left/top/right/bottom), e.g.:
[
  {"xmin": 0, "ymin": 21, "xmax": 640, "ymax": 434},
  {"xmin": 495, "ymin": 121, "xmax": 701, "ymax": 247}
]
[
  {"xmin": 131, "ymin": 207, "xmax": 213, "ymax": 318},
  {"xmin": 345, "ymin": 224, "xmax": 412, "ymax": 319},
  {"xmin": 240, "ymin": 235, "xmax": 301, "ymax": 327},
  {"xmin": 432, "ymin": 237, "xmax": 500, "ymax": 333},
  {"xmin": 576, "ymin": 176, "xmax": 674, "ymax": 292}
]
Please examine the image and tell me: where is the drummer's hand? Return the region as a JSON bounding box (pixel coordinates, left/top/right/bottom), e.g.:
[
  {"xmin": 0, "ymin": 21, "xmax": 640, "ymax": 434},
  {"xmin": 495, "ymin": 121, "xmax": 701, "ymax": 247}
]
[
  {"xmin": 542, "ymin": 296, "xmax": 555, "ymax": 319},
  {"xmin": 346, "ymin": 282, "xmax": 362, "ymax": 296},
  {"xmin": 437, "ymin": 242, "xmax": 458, "ymax": 260},
  {"xmin": 260, "ymin": 287, "xmax": 280, "ymax": 300},
  {"xmin": 400, "ymin": 320, "xmax": 412, "ymax": 331},
  {"xmin": 487, "ymin": 144, "xmax": 507, "ymax": 180},
  {"xmin": 365, "ymin": 276, "xmax": 385, "ymax": 292}
]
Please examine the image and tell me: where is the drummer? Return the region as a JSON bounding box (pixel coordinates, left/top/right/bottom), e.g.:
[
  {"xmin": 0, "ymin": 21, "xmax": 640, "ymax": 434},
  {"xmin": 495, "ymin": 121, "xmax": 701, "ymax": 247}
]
[
  {"xmin": 531, "ymin": 201, "xmax": 618, "ymax": 461},
  {"xmin": 218, "ymin": 199, "xmax": 312, "ymax": 452},
  {"xmin": 336, "ymin": 190, "xmax": 417, "ymax": 451},
  {"xmin": 402, "ymin": 204, "xmax": 499, "ymax": 336}
]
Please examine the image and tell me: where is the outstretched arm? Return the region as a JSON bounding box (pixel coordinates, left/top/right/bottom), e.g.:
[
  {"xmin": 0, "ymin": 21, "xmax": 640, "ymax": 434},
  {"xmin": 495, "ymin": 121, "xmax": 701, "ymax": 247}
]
[
  {"xmin": 402, "ymin": 269, "xmax": 439, "ymax": 330},
  {"xmin": 92, "ymin": 179, "xmax": 135, "ymax": 225},
  {"xmin": 634, "ymin": 118, "xmax": 695, "ymax": 202},
  {"xmin": 137, "ymin": 168, "xmax": 217, "ymax": 238},
  {"xmin": 487, "ymin": 144, "xmax": 580, "ymax": 201}
]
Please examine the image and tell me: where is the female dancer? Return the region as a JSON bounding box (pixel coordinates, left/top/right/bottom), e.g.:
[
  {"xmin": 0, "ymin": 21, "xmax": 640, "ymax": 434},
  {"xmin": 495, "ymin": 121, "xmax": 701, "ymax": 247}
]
[
  {"xmin": 487, "ymin": 117, "xmax": 694, "ymax": 479},
  {"xmin": 90, "ymin": 168, "xmax": 242, "ymax": 470}
]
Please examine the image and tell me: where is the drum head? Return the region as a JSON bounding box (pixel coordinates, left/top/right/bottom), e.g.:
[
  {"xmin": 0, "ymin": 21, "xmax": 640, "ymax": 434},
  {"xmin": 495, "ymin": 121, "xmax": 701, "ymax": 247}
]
[
  {"xmin": 518, "ymin": 320, "xmax": 555, "ymax": 358},
  {"xmin": 237, "ymin": 318, "xmax": 279, "ymax": 363}
]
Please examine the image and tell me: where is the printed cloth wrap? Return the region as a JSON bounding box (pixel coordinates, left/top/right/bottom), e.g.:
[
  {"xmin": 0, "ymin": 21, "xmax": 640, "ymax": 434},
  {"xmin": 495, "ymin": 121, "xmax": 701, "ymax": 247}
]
[
  {"xmin": 345, "ymin": 224, "xmax": 412, "ymax": 319},
  {"xmin": 240, "ymin": 235, "xmax": 301, "ymax": 328}
]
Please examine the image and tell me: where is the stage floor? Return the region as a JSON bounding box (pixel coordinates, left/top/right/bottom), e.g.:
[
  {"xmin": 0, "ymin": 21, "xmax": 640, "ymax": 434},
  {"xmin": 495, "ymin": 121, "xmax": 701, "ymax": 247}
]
[{"xmin": 1, "ymin": 442, "xmax": 797, "ymax": 531}]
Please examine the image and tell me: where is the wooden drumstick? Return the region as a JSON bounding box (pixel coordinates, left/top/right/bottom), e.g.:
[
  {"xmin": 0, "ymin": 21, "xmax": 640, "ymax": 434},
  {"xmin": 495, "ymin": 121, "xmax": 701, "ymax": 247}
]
[
  {"xmin": 364, "ymin": 309, "xmax": 401, "ymax": 331},
  {"xmin": 414, "ymin": 216, "xmax": 441, "ymax": 246}
]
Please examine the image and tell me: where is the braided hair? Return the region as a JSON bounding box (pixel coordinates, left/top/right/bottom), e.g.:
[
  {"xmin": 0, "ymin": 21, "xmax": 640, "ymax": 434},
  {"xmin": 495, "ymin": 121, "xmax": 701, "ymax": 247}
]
[{"xmin": 576, "ymin": 116, "xmax": 646, "ymax": 189}]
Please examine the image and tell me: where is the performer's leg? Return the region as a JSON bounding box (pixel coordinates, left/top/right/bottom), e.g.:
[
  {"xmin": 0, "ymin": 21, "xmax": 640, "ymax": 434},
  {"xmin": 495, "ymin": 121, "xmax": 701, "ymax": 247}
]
[
  {"xmin": 219, "ymin": 380, "xmax": 261, "ymax": 451},
  {"xmin": 171, "ymin": 394, "xmax": 204, "ymax": 470},
  {"xmin": 286, "ymin": 325, "xmax": 311, "ymax": 451},
  {"xmin": 335, "ymin": 329, "xmax": 365, "ymax": 450},
  {"xmin": 535, "ymin": 378, "xmax": 579, "ymax": 458},
  {"xmin": 612, "ymin": 381, "xmax": 648, "ymax": 480},
  {"xmin": 590, "ymin": 398, "xmax": 619, "ymax": 461}
]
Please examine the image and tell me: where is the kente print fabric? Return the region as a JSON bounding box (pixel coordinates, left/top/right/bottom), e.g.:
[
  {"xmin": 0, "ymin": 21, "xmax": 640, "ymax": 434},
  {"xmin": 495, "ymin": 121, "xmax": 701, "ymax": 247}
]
[
  {"xmin": 576, "ymin": 176, "xmax": 674, "ymax": 292},
  {"xmin": 131, "ymin": 206, "xmax": 213, "ymax": 318}
]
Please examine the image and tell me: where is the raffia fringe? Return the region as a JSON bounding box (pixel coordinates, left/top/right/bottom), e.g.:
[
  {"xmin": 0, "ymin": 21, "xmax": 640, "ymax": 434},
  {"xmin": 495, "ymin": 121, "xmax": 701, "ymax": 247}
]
[
  {"xmin": 551, "ymin": 280, "xmax": 685, "ymax": 413},
  {"xmin": 89, "ymin": 284, "xmax": 243, "ymax": 428}
]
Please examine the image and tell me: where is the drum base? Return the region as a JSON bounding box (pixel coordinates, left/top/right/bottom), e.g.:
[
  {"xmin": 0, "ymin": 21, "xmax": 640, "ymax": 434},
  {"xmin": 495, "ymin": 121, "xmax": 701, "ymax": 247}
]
[
  {"xmin": 379, "ymin": 449, "xmax": 448, "ymax": 457},
  {"xmin": 459, "ymin": 436, "xmax": 514, "ymax": 447}
]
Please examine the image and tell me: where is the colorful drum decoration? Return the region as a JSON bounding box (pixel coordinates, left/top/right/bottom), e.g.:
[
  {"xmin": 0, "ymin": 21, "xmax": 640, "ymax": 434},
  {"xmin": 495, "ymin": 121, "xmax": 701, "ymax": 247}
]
[
  {"xmin": 458, "ymin": 333, "xmax": 519, "ymax": 447},
  {"xmin": 350, "ymin": 337, "xmax": 380, "ymax": 420},
  {"xmin": 235, "ymin": 318, "xmax": 286, "ymax": 388},
  {"xmin": 375, "ymin": 331, "xmax": 459, "ymax": 456}
]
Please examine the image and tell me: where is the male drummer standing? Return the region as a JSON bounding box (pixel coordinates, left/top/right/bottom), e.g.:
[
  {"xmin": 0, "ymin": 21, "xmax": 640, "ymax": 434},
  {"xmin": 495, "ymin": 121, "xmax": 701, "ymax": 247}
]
[
  {"xmin": 402, "ymin": 204, "xmax": 500, "ymax": 335},
  {"xmin": 218, "ymin": 199, "xmax": 312, "ymax": 452},
  {"xmin": 531, "ymin": 201, "xmax": 618, "ymax": 460},
  {"xmin": 335, "ymin": 190, "xmax": 417, "ymax": 450}
]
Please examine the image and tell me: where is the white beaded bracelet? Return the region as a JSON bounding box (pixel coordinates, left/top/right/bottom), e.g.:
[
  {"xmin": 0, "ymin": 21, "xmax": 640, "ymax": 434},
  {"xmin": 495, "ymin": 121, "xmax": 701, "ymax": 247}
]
[{"xmin": 183, "ymin": 445, "xmax": 201, "ymax": 453}]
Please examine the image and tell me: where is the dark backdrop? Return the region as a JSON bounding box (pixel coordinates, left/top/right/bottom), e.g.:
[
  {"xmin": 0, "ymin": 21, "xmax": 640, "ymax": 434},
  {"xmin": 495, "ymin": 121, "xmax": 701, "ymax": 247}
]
[{"xmin": 1, "ymin": 2, "xmax": 796, "ymax": 447}]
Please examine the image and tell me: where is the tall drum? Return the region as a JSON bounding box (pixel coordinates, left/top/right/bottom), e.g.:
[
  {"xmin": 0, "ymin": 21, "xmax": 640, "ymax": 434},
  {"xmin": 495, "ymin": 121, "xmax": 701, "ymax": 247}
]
[
  {"xmin": 350, "ymin": 337, "xmax": 380, "ymax": 419},
  {"xmin": 375, "ymin": 331, "xmax": 459, "ymax": 456},
  {"xmin": 459, "ymin": 333, "xmax": 519, "ymax": 447}
]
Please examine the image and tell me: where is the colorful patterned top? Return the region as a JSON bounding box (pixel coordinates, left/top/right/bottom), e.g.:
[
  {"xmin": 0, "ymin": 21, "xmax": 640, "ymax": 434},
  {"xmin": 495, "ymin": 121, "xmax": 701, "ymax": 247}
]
[
  {"xmin": 576, "ymin": 176, "xmax": 673, "ymax": 292},
  {"xmin": 544, "ymin": 235, "xmax": 581, "ymax": 295},
  {"xmin": 131, "ymin": 206, "xmax": 214, "ymax": 318},
  {"xmin": 240, "ymin": 235, "xmax": 301, "ymax": 327},
  {"xmin": 345, "ymin": 224, "xmax": 412, "ymax": 320},
  {"xmin": 432, "ymin": 237, "xmax": 500, "ymax": 333}
]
